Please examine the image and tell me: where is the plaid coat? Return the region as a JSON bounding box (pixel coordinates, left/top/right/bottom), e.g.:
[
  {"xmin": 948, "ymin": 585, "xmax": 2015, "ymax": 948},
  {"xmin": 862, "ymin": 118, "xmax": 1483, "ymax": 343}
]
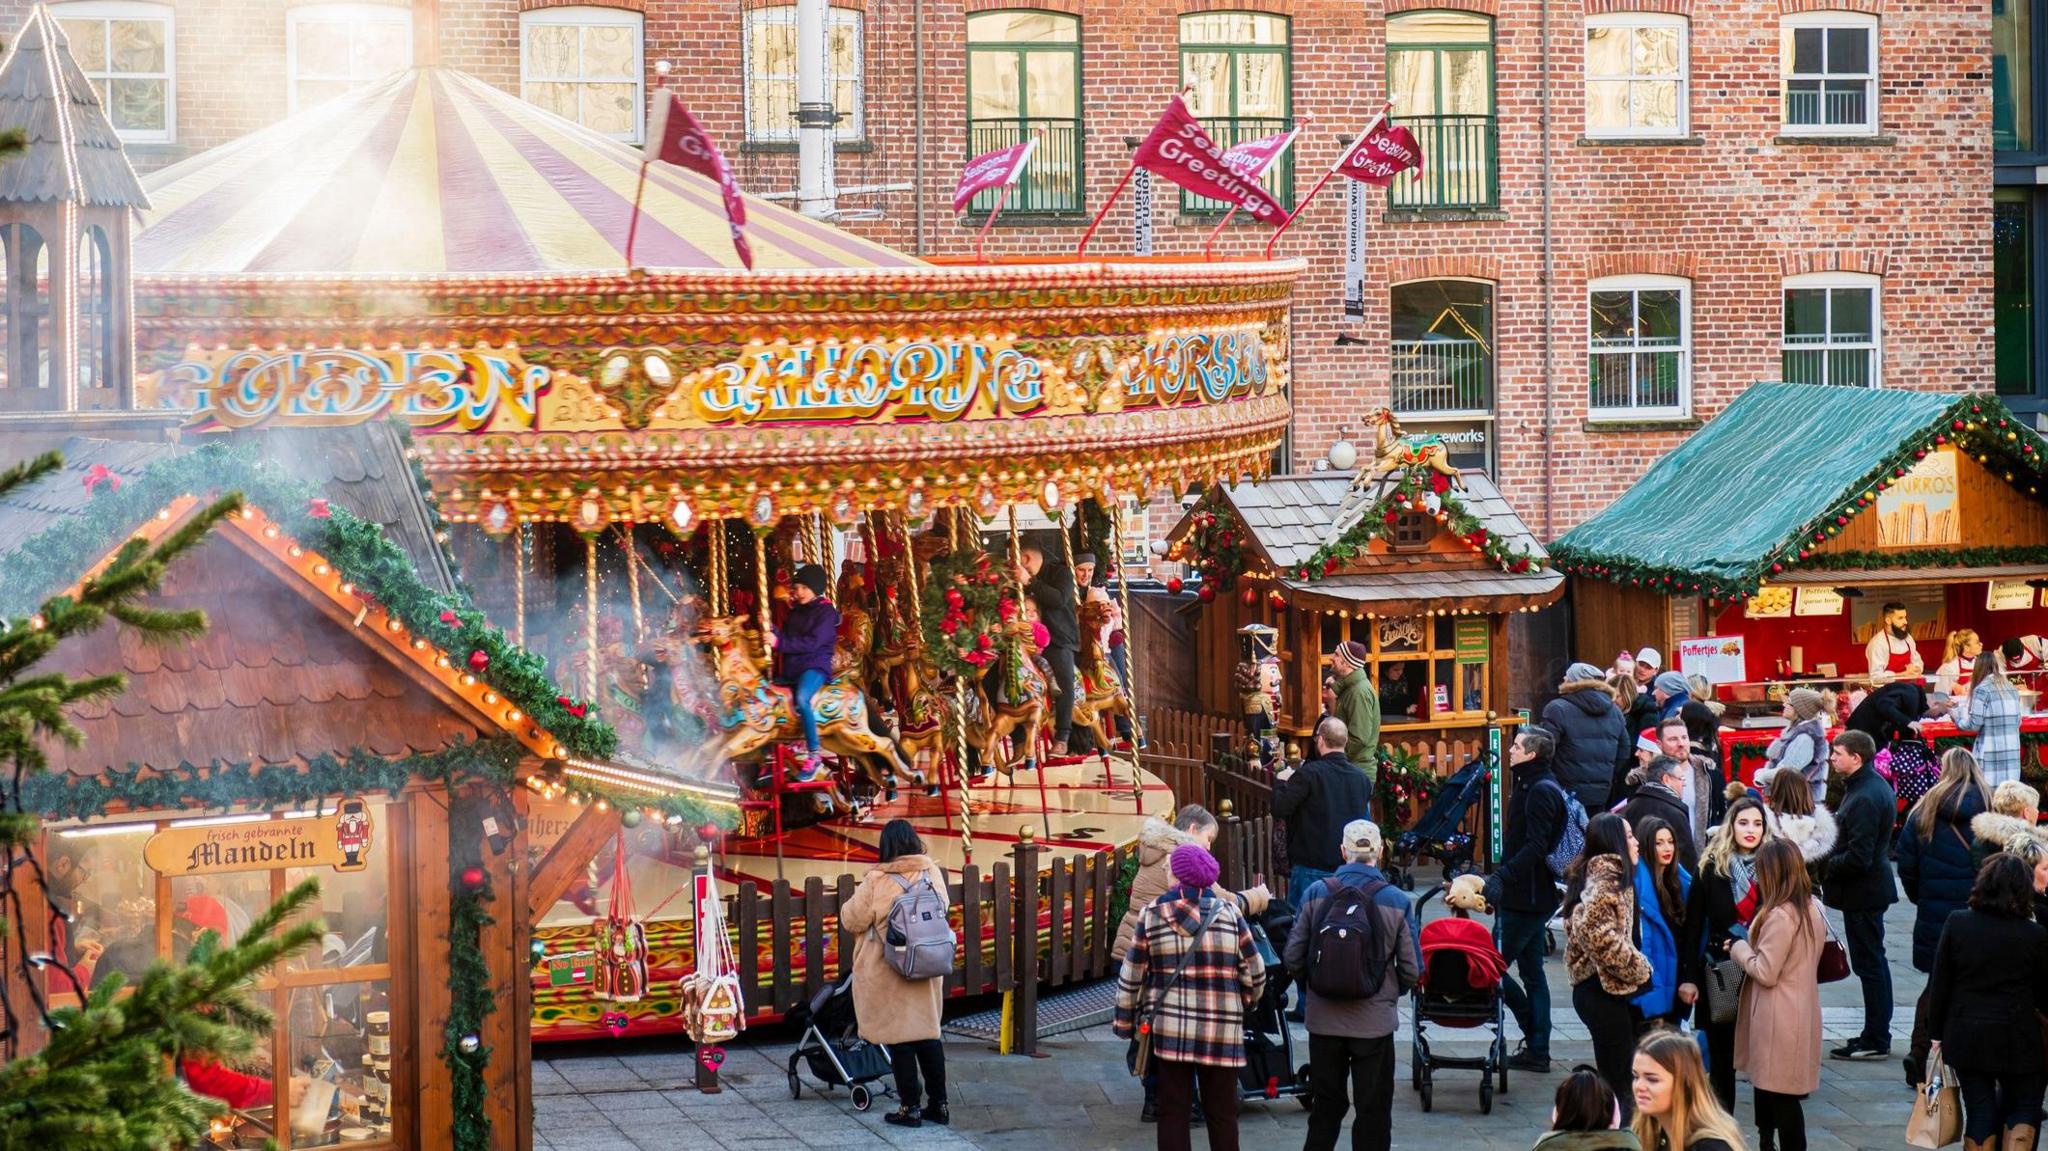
[
  {"xmin": 1113, "ymin": 886, "xmax": 1266, "ymax": 1068},
  {"xmin": 1957, "ymin": 678, "xmax": 2023, "ymax": 786}
]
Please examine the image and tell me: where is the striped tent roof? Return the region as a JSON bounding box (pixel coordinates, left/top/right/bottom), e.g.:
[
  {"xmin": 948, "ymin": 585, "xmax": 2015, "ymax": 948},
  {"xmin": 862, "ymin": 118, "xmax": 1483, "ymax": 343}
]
[{"xmin": 136, "ymin": 68, "xmax": 917, "ymax": 275}]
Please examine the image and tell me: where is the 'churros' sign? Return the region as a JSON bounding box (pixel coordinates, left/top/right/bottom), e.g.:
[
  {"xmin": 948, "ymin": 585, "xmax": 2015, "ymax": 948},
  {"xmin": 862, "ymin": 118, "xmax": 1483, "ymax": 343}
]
[{"xmin": 1876, "ymin": 449, "xmax": 1960, "ymax": 548}]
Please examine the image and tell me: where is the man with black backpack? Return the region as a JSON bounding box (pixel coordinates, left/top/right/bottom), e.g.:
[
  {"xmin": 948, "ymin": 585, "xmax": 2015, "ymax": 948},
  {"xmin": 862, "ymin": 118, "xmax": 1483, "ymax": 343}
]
[
  {"xmin": 1283, "ymin": 820, "xmax": 1417, "ymax": 1151},
  {"xmin": 1460, "ymin": 726, "xmax": 1574, "ymax": 1073}
]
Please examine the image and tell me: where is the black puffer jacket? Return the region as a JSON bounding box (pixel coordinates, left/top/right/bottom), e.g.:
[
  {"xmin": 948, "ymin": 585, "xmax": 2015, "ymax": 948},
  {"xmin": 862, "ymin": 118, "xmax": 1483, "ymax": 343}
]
[
  {"xmin": 1482, "ymin": 753, "xmax": 1566, "ymax": 917},
  {"xmin": 1897, "ymin": 786, "xmax": 1988, "ymax": 973},
  {"xmin": 1541, "ymin": 682, "xmax": 1632, "ymax": 811}
]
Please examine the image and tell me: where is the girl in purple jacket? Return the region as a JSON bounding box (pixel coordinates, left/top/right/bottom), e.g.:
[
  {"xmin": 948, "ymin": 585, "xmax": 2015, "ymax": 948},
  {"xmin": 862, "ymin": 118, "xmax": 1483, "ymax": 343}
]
[{"xmin": 778, "ymin": 565, "xmax": 840, "ymax": 779}]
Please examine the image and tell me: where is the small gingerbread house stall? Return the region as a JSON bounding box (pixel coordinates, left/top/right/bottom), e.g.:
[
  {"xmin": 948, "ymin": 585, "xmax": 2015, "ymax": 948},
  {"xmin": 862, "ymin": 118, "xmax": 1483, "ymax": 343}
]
[
  {"xmin": 0, "ymin": 433, "xmax": 732, "ymax": 1151},
  {"xmin": 1551, "ymin": 383, "xmax": 2048, "ymax": 780},
  {"xmin": 1165, "ymin": 457, "xmax": 1563, "ymax": 769}
]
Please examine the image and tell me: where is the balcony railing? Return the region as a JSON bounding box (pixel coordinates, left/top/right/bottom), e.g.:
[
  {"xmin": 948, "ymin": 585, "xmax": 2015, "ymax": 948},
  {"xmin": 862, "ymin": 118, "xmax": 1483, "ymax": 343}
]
[
  {"xmin": 1388, "ymin": 114, "xmax": 1497, "ymax": 210},
  {"xmin": 965, "ymin": 118, "xmax": 1084, "ymax": 215},
  {"xmin": 1391, "ymin": 338, "xmax": 1492, "ymax": 415},
  {"xmin": 1781, "ymin": 346, "xmax": 1875, "ymax": 387},
  {"xmin": 1182, "ymin": 115, "xmax": 1294, "ymax": 214}
]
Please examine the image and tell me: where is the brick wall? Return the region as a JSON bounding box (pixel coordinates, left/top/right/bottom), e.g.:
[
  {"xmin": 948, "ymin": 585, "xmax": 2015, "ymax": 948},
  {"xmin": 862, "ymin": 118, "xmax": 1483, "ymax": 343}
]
[{"xmin": 4, "ymin": 0, "xmax": 1991, "ymax": 540}]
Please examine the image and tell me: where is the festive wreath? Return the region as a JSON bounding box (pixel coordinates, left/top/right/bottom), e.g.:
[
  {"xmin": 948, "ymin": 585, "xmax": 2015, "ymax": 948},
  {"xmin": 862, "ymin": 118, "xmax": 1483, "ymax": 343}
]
[
  {"xmin": 919, "ymin": 549, "xmax": 1018, "ymax": 680},
  {"xmin": 1183, "ymin": 503, "xmax": 1252, "ymax": 592}
]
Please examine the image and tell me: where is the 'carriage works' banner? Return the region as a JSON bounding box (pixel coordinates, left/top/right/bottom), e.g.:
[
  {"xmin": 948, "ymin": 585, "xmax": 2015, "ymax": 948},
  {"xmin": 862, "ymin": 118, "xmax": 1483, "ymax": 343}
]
[
  {"xmin": 145, "ymin": 804, "xmax": 374, "ymax": 877},
  {"xmin": 1131, "ymin": 96, "xmax": 1287, "ymax": 225}
]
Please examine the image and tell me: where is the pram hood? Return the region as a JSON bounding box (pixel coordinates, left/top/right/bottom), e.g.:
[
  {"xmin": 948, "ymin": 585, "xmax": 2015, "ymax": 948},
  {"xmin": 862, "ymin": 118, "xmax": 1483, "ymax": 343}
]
[{"xmin": 1419, "ymin": 916, "xmax": 1507, "ymax": 991}]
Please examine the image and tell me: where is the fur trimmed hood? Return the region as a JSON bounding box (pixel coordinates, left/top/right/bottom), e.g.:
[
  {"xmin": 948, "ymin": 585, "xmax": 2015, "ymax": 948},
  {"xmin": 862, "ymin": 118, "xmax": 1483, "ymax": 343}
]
[
  {"xmin": 1767, "ymin": 806, "xmax": 1839, "ymax": 862},
  {"xmin": 1972, "ymin": 810, "xmax": 2048, "ymax": 855},
  {"xmin": 1138, "ymin": 815, "xmax": 1195, "ymax": 863}
]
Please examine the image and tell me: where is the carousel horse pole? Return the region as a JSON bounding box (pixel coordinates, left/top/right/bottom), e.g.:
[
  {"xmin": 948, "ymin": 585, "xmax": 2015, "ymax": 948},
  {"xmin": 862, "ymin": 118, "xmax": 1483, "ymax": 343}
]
[
  {"xmin": 1113, "ymin": 512, "xmax": 1144, "ymax": 815},
  {"xmin": 1008, "ymin": 506, "xmax": 1053, "ymax": 840},
  {"xmin": 584, "ymin": 534, "xmax": 600, "ymax": 702},
  {"xmin": 623, "ymin": 522, "xmax": 645, "ymax": 646},
  {"xmin": 514, "ymin": 523, "xmax": 528, "ymax": 647}
]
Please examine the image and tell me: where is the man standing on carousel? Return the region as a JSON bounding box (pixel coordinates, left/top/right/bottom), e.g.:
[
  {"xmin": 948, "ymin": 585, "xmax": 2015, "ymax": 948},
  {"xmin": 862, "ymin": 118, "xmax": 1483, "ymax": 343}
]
[{"xmin": 1019, "ymin": 542, "xmax": 1082, "ymax": 756}]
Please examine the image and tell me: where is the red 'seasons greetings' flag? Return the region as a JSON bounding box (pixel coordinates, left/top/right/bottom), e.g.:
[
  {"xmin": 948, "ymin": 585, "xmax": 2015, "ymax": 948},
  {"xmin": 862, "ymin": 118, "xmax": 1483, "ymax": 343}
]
[
  {"xmin": 953, "ymin": 137, "xmax": 1038, "ymax": 213},
  {"xmin": 1220, "ymin": 129, "xmax": 1295, "ymax": 181},
  {"xmin": 645, "ymin": 93, "xmax": 753, "ymax": 268},
  {"xmin": 1336, "ymin": 118, "xmax": 1425, "ymax": 186},
  {"xmin": 1131, "ymin": 95, "xmax": 1287, "ymax": 225}
]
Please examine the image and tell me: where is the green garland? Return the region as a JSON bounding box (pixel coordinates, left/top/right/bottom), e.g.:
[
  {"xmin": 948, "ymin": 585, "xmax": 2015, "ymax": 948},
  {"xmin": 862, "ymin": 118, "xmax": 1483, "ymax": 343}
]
[
  {"xmin": 445, "ymin": 789, "xmax": 496, "ymax": 1151},
  {"xmin": 1554, "ymin": 394, "xmax": 2048, "ymax": 601},
  {"xmin": 0, "ymin": 440, "xmax": 617, "ymax": 760},
  {"xmin": 1375, "ymin": 746, "xmax": 1443, "ymax": 841},
  {"xmin": 1787, "ymin": 545, "xmax": 2048, "ymax": 573},
  {"xmin": 1297, "ymin": 470, "xmax": 1542, "ymax": 581},
  {"xmin": 919, "ymin": 548, "xmax": 1017, "ymax": 681}
]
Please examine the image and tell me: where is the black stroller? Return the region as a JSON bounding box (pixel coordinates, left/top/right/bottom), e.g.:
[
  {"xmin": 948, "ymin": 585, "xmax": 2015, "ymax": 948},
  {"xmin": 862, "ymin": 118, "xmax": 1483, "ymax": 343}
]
[
  {"xmin": 1408, "ymin": 885, "xmax": 1509, "ymax": 1113},
  {"xmin": 1385, "ymin": 755, "xmax": 1490, "ymax": 891},
  {"xmin": 786, "ymin": 973, "xmax": 895, "ymax": 1111},
  {"xmin": 1238, "ymin": 901, "xmax": 1313, "ymax": 1109}
]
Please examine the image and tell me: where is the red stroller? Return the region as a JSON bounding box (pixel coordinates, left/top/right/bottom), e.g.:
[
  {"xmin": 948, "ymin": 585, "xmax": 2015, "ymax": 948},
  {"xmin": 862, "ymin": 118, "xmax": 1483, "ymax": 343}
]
[{"xmin": 1410, "ymin": 887, "xmax": 1510, "ymax": 1113}]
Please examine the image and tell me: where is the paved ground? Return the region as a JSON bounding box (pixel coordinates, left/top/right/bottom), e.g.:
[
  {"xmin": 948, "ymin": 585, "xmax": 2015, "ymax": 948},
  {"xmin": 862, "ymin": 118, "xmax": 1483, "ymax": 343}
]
[{"xmin": 535, "ymin": 885, "xmax": 1926, "ymax": 1151}]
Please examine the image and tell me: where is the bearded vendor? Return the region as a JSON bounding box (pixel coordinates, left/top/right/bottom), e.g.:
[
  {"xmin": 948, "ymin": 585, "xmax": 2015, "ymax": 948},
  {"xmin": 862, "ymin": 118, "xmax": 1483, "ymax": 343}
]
[{"xmin": 1865, "ymin": 600, "xmax": 1925, "ymax": 685}]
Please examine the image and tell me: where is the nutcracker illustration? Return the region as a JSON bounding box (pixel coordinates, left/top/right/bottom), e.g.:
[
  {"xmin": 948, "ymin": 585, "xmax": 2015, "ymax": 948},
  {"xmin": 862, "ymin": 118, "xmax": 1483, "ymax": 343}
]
[{"xmin": 334, "ymin": 799, "xmax": 373, "ymax": 872}]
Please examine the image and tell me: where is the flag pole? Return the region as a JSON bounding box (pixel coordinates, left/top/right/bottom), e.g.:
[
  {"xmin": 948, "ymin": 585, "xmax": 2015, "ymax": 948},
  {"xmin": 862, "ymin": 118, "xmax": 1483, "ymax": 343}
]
[
  {"xmin": 1263, "ymin": 101, "xmax": 1391, "ymax": 260},
  {"xmin": 974, "ymin": 131, "xmax": 1039, "ymax": 264},
  {"xmin": 628, "ymin": 62, "xmax": 673, "ymax": 269},
  {"xmin": 1078, "ymin": 84, "xmax": 1195, "ymax": 259},
  {"xmin": 1203, "ymin": 116, "xmax": 1309, "ymax": 262}
]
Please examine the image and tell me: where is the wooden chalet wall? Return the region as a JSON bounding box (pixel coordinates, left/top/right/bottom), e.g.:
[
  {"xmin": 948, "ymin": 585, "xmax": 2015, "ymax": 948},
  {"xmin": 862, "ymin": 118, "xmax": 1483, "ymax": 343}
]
[{"xmin": 1812, "ymin": 449, "xmax": 2048, "ymax": 556}]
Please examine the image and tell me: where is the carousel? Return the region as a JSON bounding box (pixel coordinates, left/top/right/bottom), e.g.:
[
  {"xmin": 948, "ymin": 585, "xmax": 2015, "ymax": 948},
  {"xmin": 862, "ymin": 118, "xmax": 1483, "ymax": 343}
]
[{"xmin": 127, "ymin": 68, "xmax": 1305, "ymax": 1039}]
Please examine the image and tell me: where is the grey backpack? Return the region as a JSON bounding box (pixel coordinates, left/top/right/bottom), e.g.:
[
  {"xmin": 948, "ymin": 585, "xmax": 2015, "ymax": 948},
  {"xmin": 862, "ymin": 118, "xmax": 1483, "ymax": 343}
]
[{"xmin": 877, "ymin": 873, "xmax": 956, "ymax": 980}]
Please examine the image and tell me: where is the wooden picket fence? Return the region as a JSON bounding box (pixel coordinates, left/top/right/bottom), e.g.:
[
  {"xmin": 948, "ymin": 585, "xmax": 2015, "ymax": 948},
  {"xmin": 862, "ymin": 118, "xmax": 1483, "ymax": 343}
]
[{"xmin": 711, "ymin": 837, "xmax": 1137, "ymax": 1053}]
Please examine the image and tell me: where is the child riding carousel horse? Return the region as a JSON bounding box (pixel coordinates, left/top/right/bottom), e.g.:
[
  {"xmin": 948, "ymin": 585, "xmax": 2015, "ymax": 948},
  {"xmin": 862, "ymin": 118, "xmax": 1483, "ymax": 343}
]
[{"xmin": 778, "ymin": 565, "xmax": 840, "ymax": 782}]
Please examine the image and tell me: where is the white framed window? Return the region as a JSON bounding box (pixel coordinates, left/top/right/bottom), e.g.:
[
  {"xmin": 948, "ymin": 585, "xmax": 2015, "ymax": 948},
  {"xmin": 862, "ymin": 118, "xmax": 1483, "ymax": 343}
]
[
  {"xmin": 1588, "ymin": 274, "xmax": 1691, "ymax": 418},
  {"xmin": 286, "ymin": 3, "xmax": 413, "ymax": 114},
  {"xmin": 1584, "ymin": 13, "xmax": 1687, "ymax": 138},
  {"xmin": 51, "ymin": 2, "xmax": 173, "ymax": 142},
  {"xmin": 520, "ymin": 7, "xmax": 643, "ymax": 141},
  {"xmin": 743, "ymin": 5, "xmax": 864, "ymax": 144},
  {"xmin": 1782, "ymin": 272, "xmax": 1880, "ymax": 386},
  {"xmin": 1782, "ymin": 11, "xmax": 1877, "ymax": 135}
]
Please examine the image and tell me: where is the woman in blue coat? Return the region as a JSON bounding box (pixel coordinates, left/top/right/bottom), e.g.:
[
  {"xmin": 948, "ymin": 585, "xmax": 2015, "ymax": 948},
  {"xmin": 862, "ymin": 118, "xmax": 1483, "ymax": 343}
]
[
  {"xmin": 1631, "ymin": 816, "xmax": 1692, "ymax": 1026},
  {"xmin": 1897, "ymin": 747, "xmax": 1993, "ymax": 972}
]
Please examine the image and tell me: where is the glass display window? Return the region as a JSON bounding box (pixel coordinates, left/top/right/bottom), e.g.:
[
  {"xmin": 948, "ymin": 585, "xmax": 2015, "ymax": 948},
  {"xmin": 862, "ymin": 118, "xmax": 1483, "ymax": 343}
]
[
  {"xmin": 43, "ymin": 800, "xmax": 399, "ymax": 1150},
  {"xmin": 1320, "ymin": 611, "xmax": 1493, "ymax": 726}
]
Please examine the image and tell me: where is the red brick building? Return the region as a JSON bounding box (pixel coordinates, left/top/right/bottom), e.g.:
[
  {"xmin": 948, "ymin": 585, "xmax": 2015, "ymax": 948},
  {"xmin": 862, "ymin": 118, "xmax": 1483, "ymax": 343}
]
[{"xmin": 7, "ymin": 0, "xmax": 1991, "ymax": 538}]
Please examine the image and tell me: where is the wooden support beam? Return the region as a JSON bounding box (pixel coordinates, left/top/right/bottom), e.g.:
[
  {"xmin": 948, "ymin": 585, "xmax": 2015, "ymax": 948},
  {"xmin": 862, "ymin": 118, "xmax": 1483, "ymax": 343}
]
[{"xmin": 527, "ymin": 803, "xmax": 621, "ymax": 920}]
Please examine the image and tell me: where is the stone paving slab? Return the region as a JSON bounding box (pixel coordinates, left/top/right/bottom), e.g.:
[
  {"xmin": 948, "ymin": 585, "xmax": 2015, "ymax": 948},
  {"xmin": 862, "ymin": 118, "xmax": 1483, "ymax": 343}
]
[{"xmin": 540, "ymin": 879, "xmax": 1927, "ymax": 1151}]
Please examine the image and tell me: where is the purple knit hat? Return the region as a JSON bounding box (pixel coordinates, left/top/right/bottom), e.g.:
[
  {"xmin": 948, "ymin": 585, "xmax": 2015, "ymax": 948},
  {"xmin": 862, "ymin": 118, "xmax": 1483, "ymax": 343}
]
[{"xmin": 1170, "ymin": 843, "xmax": 1220, "ymax": 889}]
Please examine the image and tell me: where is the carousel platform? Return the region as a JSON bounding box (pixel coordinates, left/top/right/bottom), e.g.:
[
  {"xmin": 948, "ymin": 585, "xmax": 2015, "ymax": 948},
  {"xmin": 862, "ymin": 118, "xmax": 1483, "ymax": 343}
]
[{"xmin": 718, "ymin": 753, "xmax": 1174, "ymax": 888}]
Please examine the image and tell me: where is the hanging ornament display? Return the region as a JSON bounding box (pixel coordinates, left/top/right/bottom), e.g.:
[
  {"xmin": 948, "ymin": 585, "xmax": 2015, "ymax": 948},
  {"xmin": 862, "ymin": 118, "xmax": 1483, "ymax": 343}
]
[{"xmin": 679, "ymin": 864, "xmax": 746, "ymax": 1045}]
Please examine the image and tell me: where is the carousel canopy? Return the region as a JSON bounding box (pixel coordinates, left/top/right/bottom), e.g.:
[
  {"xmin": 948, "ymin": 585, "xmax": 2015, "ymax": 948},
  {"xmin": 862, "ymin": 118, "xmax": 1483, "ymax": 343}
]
[
  {"xmin": 0, "ymin": 6, "xmax": 147, "ymax": 208},
  {"xmin": 135, "ymin": 68, "xmax": 916, "ymax": 275},
  {"xmin": 1550, "ymin": 384, "xmax": 2048, "ymax": 596}
]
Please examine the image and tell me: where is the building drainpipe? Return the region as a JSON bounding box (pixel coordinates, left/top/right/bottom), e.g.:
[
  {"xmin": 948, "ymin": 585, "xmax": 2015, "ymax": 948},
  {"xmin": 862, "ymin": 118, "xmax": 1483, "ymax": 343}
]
[
  {"xmin": 913, "ymin": 0, "xmax": 926, "ymax": 254},
  {"xmin": 1539, "ymin": 0, "xmax": 1557, "ymax": 541},
  {"xmin": 796, "ymin": 0, "xmax": 836, "ymax": 218}
]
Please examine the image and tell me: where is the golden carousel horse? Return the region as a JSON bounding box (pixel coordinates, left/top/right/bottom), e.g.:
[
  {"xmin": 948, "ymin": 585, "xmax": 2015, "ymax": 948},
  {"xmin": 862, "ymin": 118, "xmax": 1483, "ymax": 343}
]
[
  {"xmin": 871, "ymin": 637, "xmax": 960, "ymax": 781},
  {"xmin": 695, "ymin": 615, "xmax": 928, "ymax": 800},
  {"xmin": 967, "ymin": 618, "xmax": 1052, "ymax": 776},
  {"xmin": 1070, "ymin": 598, "xmax": 1133, "ymax": 757},
  {"xmin": 1352, "ymin": 406, "xmax": 1466, "ymax": 494}
]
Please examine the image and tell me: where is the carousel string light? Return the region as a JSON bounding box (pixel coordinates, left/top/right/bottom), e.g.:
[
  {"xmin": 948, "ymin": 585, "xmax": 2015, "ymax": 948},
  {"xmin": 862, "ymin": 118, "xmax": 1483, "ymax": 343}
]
[
  {"xmin": 514, "ymin": 522, "xmax": 529, "ymax": 647},
  {"xmin": 584, "ymin": 534, "xmax": 599, "ymax": 702}
]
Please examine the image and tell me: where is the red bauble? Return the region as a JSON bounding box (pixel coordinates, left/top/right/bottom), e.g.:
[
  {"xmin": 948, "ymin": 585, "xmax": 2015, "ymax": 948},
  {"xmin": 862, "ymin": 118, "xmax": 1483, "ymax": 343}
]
[
  {"xmin": 307, "ymin": 498, "xmax": 332, "ymax": 519},
  {"xmin": 1167, "ymin": 577, "xmax": 1185, "ymax": 595},
  {"xmin": 1197, "ymin": 585, "xmax": 1217, "ymax": 603},
  {"xmin": 460, "ymin": 867, "xmax": 486, "ymax": 890},
  {"xmin": 1268, "ymin": 590, "xmax": 1288, "ymax": 610},
  {"xmin": 1835, "ymin": 516, "xmax": 1847, "ymax": 526},
  {"xmin": 977, "ymin": 633, "xmax": 994, "ymax": 649},
  {"xmin": 468, "ymin": 650, "xmax": 489, "ymax": 672},
  {"xmin": 944, "ymin": 588, "xmax": 964, "ymax": 609},
  {"xmin": 1322, "ymin": 557, "xmax": 1339, "ymax": 576},
  {"xmin": 1771, "ymin": 563, "xmax": 1783, "ymax": 574},
  {"xmin": 439, "ymin": 610, "xmax": 460, "ymax": 626},
  {"xmin": 697, "ymin": 823, "xmax": 721, "ymax": 842},
  {"xmin": 1240, "ymin": 586, "xmax": 1259, "ymax": 607}
]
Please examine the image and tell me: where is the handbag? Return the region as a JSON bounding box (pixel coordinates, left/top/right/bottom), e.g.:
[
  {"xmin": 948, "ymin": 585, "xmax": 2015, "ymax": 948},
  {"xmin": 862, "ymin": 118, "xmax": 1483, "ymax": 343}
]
[
  {"xmin": 1817, "ymin": 904, "xmax": 1850, "ymax": 984},
  {"xmin": 1703, "ymin": 955, "xmax": 1745, "ymax": 1024},
  {"xmin": 1906, "ymin": 1047, "xmax": 1964, "ymax": 1148},
  {"xmin": 1130, "ymin": 903, "xmax": 1224, "ymax": 1077}
]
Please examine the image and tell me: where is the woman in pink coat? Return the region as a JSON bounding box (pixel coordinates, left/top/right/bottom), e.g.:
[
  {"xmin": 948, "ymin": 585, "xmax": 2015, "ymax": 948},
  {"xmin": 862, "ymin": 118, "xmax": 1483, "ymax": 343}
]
[{"xmin": 1731, "ymin": 838, "xmax": 1827, "ymax": 1151}]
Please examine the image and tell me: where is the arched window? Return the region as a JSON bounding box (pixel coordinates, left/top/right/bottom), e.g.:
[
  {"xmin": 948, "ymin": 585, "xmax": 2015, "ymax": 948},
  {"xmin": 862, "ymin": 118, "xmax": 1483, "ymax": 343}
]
[
  {"xmin": 1391, "ymin": 278, "xmax": 1494, "ymax": 416},
  {"xmin": 744, "ymin": 5, "xmax": 865, "ymax": 143},
  {"xmin": 51, "ymin": 1, "xmax": 174, "ymax": 142},
  {"xmin": 286, "ymin": 4, "xmax": 413, "ymax": 112},
  {"xmin": 1783, "ymin": 271, "xmax": 1880, "ymax": 386},
  {"xmin": 1385, "ymin": 11, "xmax": 1494, "ymax": 208},
  {"xmin": 0, "ymin": 224, "xmax": 53, "ymax": 410},
  {"xmin": 521, "ymin": 7, "xmax": 643, "ymax": 141},
  {"xmin": 1179, "ymin": 12, "xmax": 1291, "ymax": 212},
  {"xmin": 77, "ymin": 225, "xmax": 112, "ymax": 393},
  {"xmin": 966, "ymin": 11, "xmax": 1081, "ymax": 214},
  {"xmin": 1588, "ymin": 273, "xmax": 1691, "ymax": 418}
]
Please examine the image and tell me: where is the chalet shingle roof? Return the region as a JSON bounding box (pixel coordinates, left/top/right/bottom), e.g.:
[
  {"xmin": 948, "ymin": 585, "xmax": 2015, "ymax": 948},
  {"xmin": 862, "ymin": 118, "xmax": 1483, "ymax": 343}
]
[{"xmin": 0, "ymin": 7, "xmax": 148, "ymax": 208}]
